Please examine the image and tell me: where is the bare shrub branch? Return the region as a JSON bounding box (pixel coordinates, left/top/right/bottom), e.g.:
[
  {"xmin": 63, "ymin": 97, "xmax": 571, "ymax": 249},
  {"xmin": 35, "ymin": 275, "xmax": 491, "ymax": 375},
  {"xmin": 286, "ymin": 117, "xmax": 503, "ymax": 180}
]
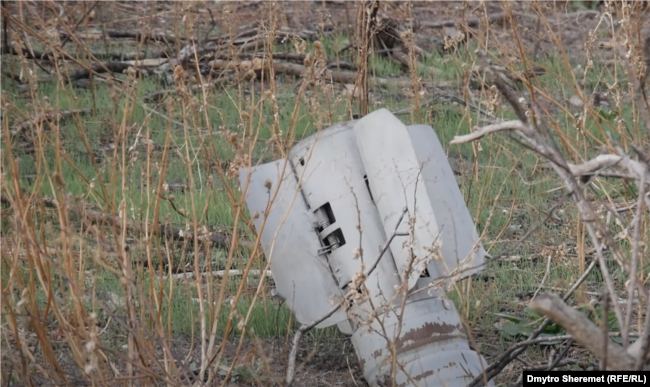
[{"xmin": 529, "ymin": 293, "xmax": 637, "ymax": 370}]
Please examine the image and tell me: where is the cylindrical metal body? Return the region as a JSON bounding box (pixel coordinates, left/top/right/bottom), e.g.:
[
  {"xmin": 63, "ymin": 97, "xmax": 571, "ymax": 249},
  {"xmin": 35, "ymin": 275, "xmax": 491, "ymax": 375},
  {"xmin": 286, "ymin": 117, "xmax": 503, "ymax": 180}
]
[
  {"xmin": 240, "ymin": 109, "xmax": 493, "ymax": 387},
  {"xmin": 351, "ymin": 280, "xmax": 490, "ymax": 387}
]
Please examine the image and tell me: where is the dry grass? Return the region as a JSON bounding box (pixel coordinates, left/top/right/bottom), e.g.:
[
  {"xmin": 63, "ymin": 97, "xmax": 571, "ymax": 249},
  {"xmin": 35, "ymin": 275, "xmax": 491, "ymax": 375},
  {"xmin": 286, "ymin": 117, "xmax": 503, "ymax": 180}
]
[{"xmin": 1, "ymin": 1, "xmax": 650, "ymax": 386}]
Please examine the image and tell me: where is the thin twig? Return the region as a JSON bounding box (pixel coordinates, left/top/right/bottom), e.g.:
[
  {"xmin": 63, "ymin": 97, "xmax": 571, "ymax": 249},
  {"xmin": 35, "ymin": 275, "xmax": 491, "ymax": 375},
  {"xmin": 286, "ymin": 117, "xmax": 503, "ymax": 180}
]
[
  {"xmin": 547, "ymin": 339, "xmax": 575, "ymax": 371},
  {"xmin": 624, "ymin": 167, "xmax": 647, "ymax": 349},
  {"xmin": 601, "ymin": 288, "xmax": 609, "ymax": 370},
  {"xmin": 340, "ymin": 207, "xmax": 408, "ymax": 290},
  {"xmin": 450, "ymin": 120, "xmax": 525, "ymax": 144},
  {"xmin": 466, "ymin": 257, "xmax": 599, "ymax": 387},
  {"xmin": 285, "ymin": 301, "xmax": 346, "ymax": 387},
  {"xmin": 58, "ymin": 2, "xmax": 99, "ymax": 50},
  {"xmin": 532, "ymin": 254, "xmax": 552, "ymax": 300}
]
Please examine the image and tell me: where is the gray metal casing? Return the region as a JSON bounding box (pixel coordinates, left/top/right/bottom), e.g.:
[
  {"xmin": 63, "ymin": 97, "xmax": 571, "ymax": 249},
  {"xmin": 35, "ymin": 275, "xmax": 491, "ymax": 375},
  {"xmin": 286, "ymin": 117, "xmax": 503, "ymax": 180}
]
[
  {"xmin": 239, "ymin": 109, "xmax": 492, "ymax": 386},
  {"xmin": 240, "ymin": 109, "xmax": 486, "ymax": 326},
  {"xmin": 351, "ymin": 281, "xmax": 490, "ymax": 387},
  {"xmin": 239, "ymin": 157, "xmax": 348, "ymax": 328}
]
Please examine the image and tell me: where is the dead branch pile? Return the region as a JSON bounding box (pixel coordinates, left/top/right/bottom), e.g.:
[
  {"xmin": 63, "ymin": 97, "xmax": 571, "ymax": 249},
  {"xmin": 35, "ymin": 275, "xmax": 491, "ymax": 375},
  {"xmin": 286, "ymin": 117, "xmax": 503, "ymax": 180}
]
[{"xmin": 0, "ymin": 2, "xmax": 483, "ymax": 107}]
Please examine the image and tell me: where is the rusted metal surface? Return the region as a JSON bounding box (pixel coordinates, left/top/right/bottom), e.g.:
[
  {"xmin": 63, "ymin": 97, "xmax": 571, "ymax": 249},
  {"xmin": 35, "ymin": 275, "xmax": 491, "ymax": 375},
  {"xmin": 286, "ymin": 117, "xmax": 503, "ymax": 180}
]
[
  {"xmin": 393, "ymin": 320, "xmax": 466, "ymax": 355},
  {"xmin": 241, "ymin": 110, "xmax": 493, "ymax": 387},
  {"xmin": 351, "ymin": 293, "xmax": 492, "ymax": 387}
]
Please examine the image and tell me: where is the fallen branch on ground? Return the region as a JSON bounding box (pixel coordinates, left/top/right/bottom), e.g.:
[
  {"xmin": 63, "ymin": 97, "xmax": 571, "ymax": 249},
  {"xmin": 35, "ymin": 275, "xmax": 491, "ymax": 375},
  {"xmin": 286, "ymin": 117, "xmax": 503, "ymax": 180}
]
[
  {"xmin": 205, "ymin": 27, "xmax": 328, "ymax": 45},
  {"xmin": 529, "ymin": 292, "xmax": 638, "ymax": 370},
  {"xmin": 61, "ymin": 60, "xmax": 167, "ymax": 81},
  {"xmin": 59, "ymin": 29, "xmax": 182, "ymax": 45},
  {"xmin": 2, "ymin": 192, "xmax": 254, "ymax": 251},
  {"xmin": 208, "ymin": 59, "xmax": 454, "ymax": 90},
  {"xmin": 237, "ymin": 51, "xmax": 357, "ymax": 71},
  {"xmin": 10, "ymin": 108, "xmax": 92, "ymax": 136},
  {"xmin": 460, "ymin": 55, "xmax": 650, "ymax": 385},
  {"xmin": 2, "ymin": 45, "xmax": 57, "ymax": 62},
  {"xmin": 420, "ymin": 12, "xmax": 508, "ymax": 29},
  {"xmin": 2, "ymin": 45, "xmax": 171, "ymax": 63},
  {"xmin": 164, "ymin": 269, "xmax": 273, "ymax": 281},
  {"xmin": 143, "ymin": 74, "xmax": 236, "ymax": 103}
]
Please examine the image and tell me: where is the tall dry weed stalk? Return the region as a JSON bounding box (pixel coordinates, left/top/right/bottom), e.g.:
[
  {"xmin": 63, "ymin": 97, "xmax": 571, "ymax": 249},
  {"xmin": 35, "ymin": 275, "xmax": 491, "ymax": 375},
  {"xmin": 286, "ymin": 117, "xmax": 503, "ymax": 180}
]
[{"xmin": 3, "ymin": 2, "xmax": 650, "ymax": 387}]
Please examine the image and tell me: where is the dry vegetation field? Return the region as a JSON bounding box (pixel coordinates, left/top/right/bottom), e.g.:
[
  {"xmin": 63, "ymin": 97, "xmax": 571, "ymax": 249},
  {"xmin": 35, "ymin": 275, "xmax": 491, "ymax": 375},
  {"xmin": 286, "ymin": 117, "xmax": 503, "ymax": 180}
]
[{"xmin": 1, "ymin": 1, "xmax": 650, "ymax": 386}]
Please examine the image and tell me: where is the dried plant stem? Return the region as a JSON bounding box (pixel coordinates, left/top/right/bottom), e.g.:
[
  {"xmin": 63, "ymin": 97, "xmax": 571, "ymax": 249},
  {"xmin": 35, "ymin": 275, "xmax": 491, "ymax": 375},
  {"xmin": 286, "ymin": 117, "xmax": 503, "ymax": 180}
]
[
  {"xmin": 532, "ymin": 254, "xmax": 552, "ymax": 300},
  {"xmin": 461, "ymin": 57, "xmax": 650, "ymax": 383},
  {"xmin": 624, "ymin": 168, "xmax": 647, "ymax": 349},
  {"xmin": 466, "ymin": 256, "xmax": 599, "ymax": 387}
]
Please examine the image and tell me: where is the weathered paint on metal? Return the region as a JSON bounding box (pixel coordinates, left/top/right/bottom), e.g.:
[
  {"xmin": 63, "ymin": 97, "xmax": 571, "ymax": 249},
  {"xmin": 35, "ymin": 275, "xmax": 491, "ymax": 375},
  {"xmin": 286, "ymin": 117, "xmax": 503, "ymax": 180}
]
[
  {"xmin": 394, "ymin": 321, "xmax": 466, "ymax": 355},
  {"xmin": 355, "ymin": 110, "xmax": 487, "ymax": 288},
  {"xmin": 351, "ymin": 293, "xmax": 491, "ymax": 387},
  {"xmin": 289, "ymin": 120, "xmax": 402, "ymax": 309},
  {"xmin": 238, "ymin": 159, "xmax": 348, "ymax": 327},
  {"xmin": 240, "ymin": 110, "xmax": 493, "ymax": 387}
]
